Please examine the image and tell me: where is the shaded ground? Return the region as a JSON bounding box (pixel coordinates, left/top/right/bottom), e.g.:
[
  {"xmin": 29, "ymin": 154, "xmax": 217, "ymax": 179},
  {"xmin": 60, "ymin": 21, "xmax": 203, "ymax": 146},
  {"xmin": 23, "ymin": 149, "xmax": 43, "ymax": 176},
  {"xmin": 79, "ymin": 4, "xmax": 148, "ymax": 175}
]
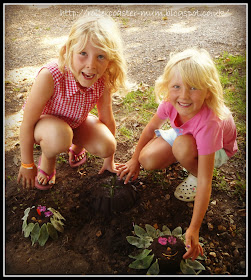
[{"xmin": 4, "ymin": 4, "xmax": 247, "ymax": 276}]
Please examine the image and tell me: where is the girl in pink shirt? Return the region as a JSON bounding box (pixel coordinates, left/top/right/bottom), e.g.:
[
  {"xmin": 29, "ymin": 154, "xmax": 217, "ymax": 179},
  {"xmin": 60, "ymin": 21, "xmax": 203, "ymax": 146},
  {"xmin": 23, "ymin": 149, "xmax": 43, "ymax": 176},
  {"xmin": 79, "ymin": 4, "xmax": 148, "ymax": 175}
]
[
  {"xmin": 117, "ymin": 48, "xmax": 237, "ymax": 261},
  {"xmin": 18, "ymin": 15, "xmax": 127, "ymax": 190}
]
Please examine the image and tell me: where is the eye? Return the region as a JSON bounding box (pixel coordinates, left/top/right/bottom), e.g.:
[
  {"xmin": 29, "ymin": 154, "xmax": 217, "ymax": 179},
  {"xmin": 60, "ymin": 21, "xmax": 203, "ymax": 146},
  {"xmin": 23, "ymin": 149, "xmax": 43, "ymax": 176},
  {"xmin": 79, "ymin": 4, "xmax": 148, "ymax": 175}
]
[
  {"xmin": 190, "ymin": 86, "xmax": 197, "ymax": 90},
  {"xmin": 98, "ymin": 54, "xmax": 106, "ymax": 60},
  {"xmin": 173, "ymin": 85, "xmax": 180, "ymax": 89},
  {"xmin": 80, "ymin": 51, "xmax": 87, "ymax": 56}
]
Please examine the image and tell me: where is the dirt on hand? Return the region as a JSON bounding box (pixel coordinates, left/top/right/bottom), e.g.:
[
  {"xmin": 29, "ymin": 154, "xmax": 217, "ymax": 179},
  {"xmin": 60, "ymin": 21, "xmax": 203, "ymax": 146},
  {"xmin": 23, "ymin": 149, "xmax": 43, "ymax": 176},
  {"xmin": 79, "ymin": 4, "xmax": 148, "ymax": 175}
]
[{"xmin": 4, "ymin": 4, "xmax": 246, "ymax": 276}]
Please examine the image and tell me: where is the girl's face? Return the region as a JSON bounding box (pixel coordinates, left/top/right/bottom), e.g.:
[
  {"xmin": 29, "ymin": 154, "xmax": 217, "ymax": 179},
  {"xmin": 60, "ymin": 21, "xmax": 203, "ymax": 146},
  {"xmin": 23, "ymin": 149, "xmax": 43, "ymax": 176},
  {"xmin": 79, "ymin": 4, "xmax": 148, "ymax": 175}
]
[
  {"xmin": 168, "ymin": 68, "xmax": 210, "ymax": 123},
  {"xmin": 72, "ymin": 40, "xmax": 110, "ymax": 88}
]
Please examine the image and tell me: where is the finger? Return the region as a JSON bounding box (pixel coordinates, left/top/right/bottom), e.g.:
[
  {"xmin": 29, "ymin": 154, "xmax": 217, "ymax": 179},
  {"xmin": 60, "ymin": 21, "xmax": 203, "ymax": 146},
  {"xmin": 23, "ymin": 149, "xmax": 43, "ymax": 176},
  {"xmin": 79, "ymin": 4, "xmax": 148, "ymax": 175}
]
[
  {"xmin": 31, "ymin": 178, "xmax": 35, "ymax": 189},
  {"xmin": 22, "ymin": 177, "xmax": 27, "ymax": 189},
  {"xmin": 183, "ymin": 247, "xmax": 192, "ymax": 259},
  {"xmin": 118, "ymin": 168, "xmax": 128, "ymax": 180},
  {"xmin": 115, "ymin": 163, "xmax": 126, "ymax": 169},
  {"xmin": 132, "ymin": 171, "xmax": 139, "ymax": 181},
  {"xmin": 26, "ymin": 180, "xmax": 31, "ymax": 190},
  {"xmin": 17, "ymin": 173, "xmax": 22, "ymax": 184},
  {"xmin": 192, "ymin": 246, "xmax": 200, "ymax": 261},
  {"xmin": 124, "ymin": 172, "xmax": 134, "ymax": 184},
  {"xmin": 199, "ymin": 244, "xmax": 204, "ymax": 257},
  {"xmin": 98, "ymin": 168, "xmax": 105, "ymax": 175}
]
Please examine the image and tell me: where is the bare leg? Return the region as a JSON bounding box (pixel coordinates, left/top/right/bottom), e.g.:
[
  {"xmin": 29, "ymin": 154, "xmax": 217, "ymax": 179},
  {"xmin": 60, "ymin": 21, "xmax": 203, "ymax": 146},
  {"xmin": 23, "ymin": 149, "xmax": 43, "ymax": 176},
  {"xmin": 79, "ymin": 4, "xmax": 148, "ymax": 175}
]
[
  {"xmin": 34, "ymin": 115, "xmax": 73, "ymax": 185},
  {"xmin": 139, "ymin": 137, "xmax": 177, "ymax": 170},
  {"xmin": 70, "ymin": 115, "xmax": 116, "ymax": 161},
  {"xmin": 172, "ymin": 135, "xmax": 198, "ymax": 176}
]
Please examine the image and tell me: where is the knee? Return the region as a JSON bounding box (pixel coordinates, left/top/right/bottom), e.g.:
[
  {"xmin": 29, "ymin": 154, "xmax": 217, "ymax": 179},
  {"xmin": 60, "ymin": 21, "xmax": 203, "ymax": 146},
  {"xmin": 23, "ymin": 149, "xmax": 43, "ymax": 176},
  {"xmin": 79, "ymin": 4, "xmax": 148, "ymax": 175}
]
[
  {"xmin": 41, "ymin": 124, "xmax": 73, "ymax": 155},
  {"xmin": 172, "ymin": 135, "xmax": 197, "ymax": 161},
  {"xmin": 139, "ymin": 149, "xmax": 154, "ymax": 170},
  {"xmin": 94, "ymin": 136, "xmax": 117, "ymax": 158}
]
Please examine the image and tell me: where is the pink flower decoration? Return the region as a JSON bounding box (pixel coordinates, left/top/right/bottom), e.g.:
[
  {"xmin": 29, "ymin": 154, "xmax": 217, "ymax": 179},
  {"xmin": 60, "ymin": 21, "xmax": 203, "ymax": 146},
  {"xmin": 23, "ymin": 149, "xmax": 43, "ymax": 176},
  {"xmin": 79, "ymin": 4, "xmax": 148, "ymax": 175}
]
[
  {"xmin": 37, "ymin": 205, "xmax": 46, "ymax": 212},
  {"xmin": 44, "ymin": 211, "xmax": 53, "ymax": 217},
  {"xmin": 158, "ymin": 237, "xmax": 168, "ymax": 245},
  {"xmin": 167, "ymin": 236, "xmax": 177, "ymax": 245}
]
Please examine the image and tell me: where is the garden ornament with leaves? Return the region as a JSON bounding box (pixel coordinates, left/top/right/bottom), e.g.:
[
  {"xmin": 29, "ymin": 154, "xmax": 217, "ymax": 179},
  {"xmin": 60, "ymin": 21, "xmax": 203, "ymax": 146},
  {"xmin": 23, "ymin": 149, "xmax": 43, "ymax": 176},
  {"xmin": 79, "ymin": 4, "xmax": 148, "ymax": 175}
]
[
  {"xmin": 22, "ymin": 205, "xmax": 65, "ymax": 246},
  {"xmin": 126, "ymin": 224, "xmax": 206, "ymax": 275}
]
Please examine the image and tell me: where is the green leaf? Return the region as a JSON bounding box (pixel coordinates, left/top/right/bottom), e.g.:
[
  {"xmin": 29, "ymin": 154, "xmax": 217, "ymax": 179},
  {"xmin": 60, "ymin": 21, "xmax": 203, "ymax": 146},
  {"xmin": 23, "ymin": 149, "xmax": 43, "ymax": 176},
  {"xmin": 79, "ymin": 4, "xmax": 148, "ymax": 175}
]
[
  {"xmin": 129, "ymin": 254, "xmax": 154, "ymax": 269},
  {"xmin": 172, "ymin": 226, "xmax": 182, "ymax": 236},
  {"xmin": 22, "ymin": 219, "xmax": 28, "ymax": 233},
  {"xmin": 22, "ymin": 207, "xmax": 31, "ymax": 221},
  {"xmin": 156, "ymin": 229, "xmax": 162, "ymax": 237},
  {"xmin": 145, "ymin": 224, "xmax": 157, "ymax": 238},
  {"xmin": 48, "ymin": 208, "xmax": 65, "ymax": 220},
  {"xmin": 38, "ymin": 223, "xmax": 49, "ymax": 246},
  {"xmin": 196, "ymin": 254, "xmax": 206, "ymax": 261},
  {"xmin": 50, "ymin": 217, "xmax": 64, "ymax": 232},
  {"xmin": 30, "ymin": 223, "xmax": 40, "ymax": 246},
  {"xmin": 129, "ymin": 249, "xmax": 152, "ymax": 260},
  {"xmin": 180, "ymin": 260, "xmax": 196, "ymax": 275},
  {"xmin": 47, "ymin": 222, "xmax": 58, "ymax": 240},
  {"xmin": 162, "ymin": 225, "xmax": 171, "ymax": 235},
  {"xmin": 186, "ymin": 259, "xmax": 206, "ymax": 271},
  {"xmin": 126, "ymin": 236, "xmax": 152, "ymax": 249},
  {"xmin": 24, "ymin": 223, "xmax": 35, "ymax": 238},
  {"xmin": 146, "ymin": 259, "xmax": 160, "ymax": 275},
  {"xmin": 134, "ymin": 225, "xmax": 148, "ymax": 238}
]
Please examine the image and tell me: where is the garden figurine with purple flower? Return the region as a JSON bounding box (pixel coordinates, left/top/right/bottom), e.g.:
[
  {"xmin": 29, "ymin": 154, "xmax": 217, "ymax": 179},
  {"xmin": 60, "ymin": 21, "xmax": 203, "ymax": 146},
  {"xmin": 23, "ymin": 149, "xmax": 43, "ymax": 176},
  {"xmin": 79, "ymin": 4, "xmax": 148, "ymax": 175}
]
[
  {"xmin": 127, "ymin": 224, "xmax": 206, "ymax": 275},
  {"xmin": 22, "ymin": 205, "xmax": 65, "ymax": 246}
]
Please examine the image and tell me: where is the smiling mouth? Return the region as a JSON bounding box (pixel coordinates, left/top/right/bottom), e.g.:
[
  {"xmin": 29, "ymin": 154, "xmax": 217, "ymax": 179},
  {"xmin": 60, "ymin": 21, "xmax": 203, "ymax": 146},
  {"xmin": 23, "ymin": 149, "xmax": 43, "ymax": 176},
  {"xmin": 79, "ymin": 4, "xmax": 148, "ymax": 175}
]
[
  {"xmin": 82, "ymin": 72, "xmax": 96, "ymax": 80},
  {"xmin": 178, "ymin": 102, "xmax": 191, "ymax": 107}
]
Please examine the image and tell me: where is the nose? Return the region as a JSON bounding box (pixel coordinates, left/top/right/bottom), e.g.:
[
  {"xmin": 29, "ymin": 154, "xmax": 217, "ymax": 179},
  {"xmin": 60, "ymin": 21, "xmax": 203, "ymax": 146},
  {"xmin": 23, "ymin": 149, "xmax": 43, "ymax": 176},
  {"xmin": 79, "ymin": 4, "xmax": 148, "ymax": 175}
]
[
  {"xmin": 86, "ymin": 55, "xmax": 96, "ymax": 69},
  {"xmin": 180, "ymin": 87, "xmax": 190, "ymax": 99}
]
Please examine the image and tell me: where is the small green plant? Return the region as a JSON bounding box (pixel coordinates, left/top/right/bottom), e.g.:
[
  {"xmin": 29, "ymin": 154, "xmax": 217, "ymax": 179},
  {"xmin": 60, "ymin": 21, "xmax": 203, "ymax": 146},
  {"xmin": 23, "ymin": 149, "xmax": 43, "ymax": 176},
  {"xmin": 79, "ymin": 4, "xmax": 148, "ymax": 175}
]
[
  {"xmin": 22, "ymin": 205, "xmax": 65, "ymax": 246},
  {"xmin": 126, "ymin": 224, "xmax": 206, "ymax": 275},
  {"xmin": 103, "ymin": 175, "xmax": 123, "ymax": 197}
]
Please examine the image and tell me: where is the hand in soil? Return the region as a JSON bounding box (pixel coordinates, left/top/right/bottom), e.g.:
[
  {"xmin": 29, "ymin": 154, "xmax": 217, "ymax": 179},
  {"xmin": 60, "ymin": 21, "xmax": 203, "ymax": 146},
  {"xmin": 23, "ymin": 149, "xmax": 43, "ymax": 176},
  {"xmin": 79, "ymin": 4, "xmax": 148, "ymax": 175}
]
[
  {"xmin": 182, "ymin": 227, "xmax": 204, "ymax": 261},
  {"xmin": 17, "ymin": 165, "xmax": 38, "ymax": 189},
  {"xmin": 116, "ymin": 158, "xmax": 141, "ymax": 184}
]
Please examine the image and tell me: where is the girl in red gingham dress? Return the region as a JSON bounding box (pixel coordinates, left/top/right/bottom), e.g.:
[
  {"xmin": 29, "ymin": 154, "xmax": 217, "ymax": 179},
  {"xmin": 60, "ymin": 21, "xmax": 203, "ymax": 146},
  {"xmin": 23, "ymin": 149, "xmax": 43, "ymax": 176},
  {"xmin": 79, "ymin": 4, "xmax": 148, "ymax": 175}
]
[{"xmin": 17, "ymin": 15, "xmax": 127, "ymax": 190}]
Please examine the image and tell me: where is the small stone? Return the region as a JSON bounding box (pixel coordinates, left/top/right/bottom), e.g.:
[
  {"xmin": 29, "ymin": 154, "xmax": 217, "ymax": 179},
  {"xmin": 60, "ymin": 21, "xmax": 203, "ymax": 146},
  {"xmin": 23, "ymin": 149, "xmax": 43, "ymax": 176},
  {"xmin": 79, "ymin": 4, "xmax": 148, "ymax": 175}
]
[
  {"xmin": 96, "ymin": 230, "xmax": 102, "ymax": 237},
  {"xmin": 209, "ymin": 252, "xmax": 217, "ymax": 258},
  {"xmin": 205, "ymin": 258, "xmax": 211, "ymax": 265},
  {"xmin": 214, "ymin": 267, "xmax": 222, "ymax": 274},
  {"xmin": 233, "ymin": 248, "xmax": 240, "ymax": 258},
  {"xmin": 218, "ymin": 225, "xmax": 227, "ymax": 231},
  {"xmin": 209, "ymin": 242, "xmax": 215, "ymax": 248},
  {"xmin": 164, "ymin": 194, "xmax": 170, "ymax": 200},
  {"xmin": 207, "ymin": 222, "xmax": 214, "ymax": 231},
  {"xmin": 210, "ymin": 200, "xmax": 217, "ymax": 205},
  {"xmin": 187, "ymin": 202, "xmax": 194, "ymax": 208}
]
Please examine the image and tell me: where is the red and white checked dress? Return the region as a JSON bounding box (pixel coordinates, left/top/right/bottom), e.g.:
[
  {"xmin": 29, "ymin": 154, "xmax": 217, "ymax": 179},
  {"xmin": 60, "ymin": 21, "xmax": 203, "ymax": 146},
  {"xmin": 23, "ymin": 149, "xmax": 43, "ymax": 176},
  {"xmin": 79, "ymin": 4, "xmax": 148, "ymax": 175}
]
[{"xmin": 39, "ymin": 62, "xmax": 105, "ymax": 129}]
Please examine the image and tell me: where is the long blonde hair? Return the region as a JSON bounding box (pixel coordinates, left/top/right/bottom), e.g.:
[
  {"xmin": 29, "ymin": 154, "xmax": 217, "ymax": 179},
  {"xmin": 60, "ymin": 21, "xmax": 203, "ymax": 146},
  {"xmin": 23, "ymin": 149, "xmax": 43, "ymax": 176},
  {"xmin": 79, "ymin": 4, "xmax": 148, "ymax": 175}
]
[
  {"xmin": 155, "ymin": 48, "xmax": 231, "ymax": 119},
  {"xmin": 58, "ymin": 15, "xmax": 127, "ymax": 94}
]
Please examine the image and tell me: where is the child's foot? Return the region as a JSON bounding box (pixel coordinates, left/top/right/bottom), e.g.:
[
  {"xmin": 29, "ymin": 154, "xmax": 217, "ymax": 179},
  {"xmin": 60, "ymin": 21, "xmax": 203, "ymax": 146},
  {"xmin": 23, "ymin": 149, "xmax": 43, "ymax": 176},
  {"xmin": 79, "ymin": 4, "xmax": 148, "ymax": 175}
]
[
  {"xmin": 68, "ymin": 144, "xmax": 87, "ymax": 168},
  {"xmin": 35, "ymin": 156, "xmax": 56, "ymax": 190}
]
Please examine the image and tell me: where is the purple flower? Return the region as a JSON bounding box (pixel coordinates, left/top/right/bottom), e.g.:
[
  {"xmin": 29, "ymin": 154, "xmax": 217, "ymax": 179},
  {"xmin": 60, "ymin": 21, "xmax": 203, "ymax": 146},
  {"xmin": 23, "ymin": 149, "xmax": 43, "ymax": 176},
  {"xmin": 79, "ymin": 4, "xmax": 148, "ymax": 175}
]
[
  {"xmin": 158, "ymin": 237, "xmax": 168, "ymax": 245},
  {"xmin": 37, "ymin": 205, "xmax": 46, "ymax": 212},
  {"xmin": 167, "ymin": 236, "xmax": 177, "ymax": 245},
  {"xmin": 44, "ymin": 211, "xmax": 53, "ymax": 217}
]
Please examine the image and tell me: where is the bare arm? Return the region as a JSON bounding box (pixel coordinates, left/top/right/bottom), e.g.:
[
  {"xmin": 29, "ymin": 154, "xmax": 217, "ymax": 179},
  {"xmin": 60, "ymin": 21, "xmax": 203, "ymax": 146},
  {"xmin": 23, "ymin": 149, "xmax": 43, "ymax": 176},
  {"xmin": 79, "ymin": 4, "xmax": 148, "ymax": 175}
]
[
  {"xmin": 117, "ymin": 113, "xmax": 166, "ymax": 183},
  {"xmin": 17, "ymin": 68, "xmax": 54, "ymax": 188},
  {"xmin": 183, "ymin": 152, "xmax": 215, "ymax": 260},
  {"xmin": 96, "ymin": 87, "xmax": 116, "ymax": 135},
  {"xmin": 96, "ymin": 87, "xmax": 117, "ymax": 173}
]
